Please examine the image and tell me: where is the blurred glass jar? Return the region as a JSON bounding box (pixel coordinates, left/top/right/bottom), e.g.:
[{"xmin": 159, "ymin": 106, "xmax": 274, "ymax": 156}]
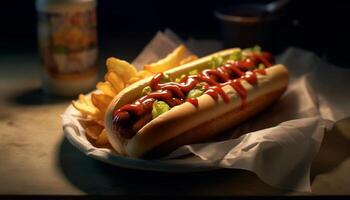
[
  {"xmin": 214, "ymin": 4, "xmax": 286, "ymax": 53},
  {"xmin": 36, "ymin": 0, "xmax": 98, "ymax": 96}
]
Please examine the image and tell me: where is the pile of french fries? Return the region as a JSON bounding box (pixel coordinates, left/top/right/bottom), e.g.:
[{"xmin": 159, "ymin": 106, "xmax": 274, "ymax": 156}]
[{"xmin": 72, "ymin": 45, "xmax": 198, "ymax": 147}]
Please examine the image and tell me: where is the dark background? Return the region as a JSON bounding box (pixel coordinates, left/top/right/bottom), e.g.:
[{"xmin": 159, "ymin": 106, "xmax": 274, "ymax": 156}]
[{"xmin": 0, "ymin": 0, "xmax": 349, "ymax": 66}]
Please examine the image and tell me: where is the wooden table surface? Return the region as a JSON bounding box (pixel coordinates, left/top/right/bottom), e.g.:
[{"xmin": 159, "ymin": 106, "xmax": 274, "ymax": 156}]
[{"xmin": 0, "ymin": 52, "xmax": 349, "ymax": 196}]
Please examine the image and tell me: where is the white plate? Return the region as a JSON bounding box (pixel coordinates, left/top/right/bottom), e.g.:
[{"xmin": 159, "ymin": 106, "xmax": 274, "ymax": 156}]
[{"xmin": 62, "ymin": 104, "xmax": 217, "ymax": 172}]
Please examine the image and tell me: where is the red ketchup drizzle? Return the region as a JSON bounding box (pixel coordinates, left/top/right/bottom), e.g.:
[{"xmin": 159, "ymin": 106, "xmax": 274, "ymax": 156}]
[
  {"xmin": 186, "ymin": 98, "xmax": 199, "ymax": 107},
  {"xmin": 229, "ymin": 79, "xmax": 247, "ymax": 107},
  {"xmin": 206, "ymin": 86, "xmax": 230, "ymax": 103},
  {"xmin": 113, "ymin": 52, "xmax": 272, "ymax": 137}
]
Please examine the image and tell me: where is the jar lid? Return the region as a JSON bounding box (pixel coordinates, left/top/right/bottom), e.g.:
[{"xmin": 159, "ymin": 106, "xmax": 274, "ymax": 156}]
[{"xmin": 36, "ymin": 0, "xmax": 96, "ymax": 12}]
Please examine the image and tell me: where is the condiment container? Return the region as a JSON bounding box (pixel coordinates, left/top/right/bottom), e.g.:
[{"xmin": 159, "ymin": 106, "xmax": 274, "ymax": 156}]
[
  {"xmin": 36, "ymin": 0, "xmax": 98, "ymax": 96},
  {"xmin": 214, "ymin": 4, "xmax": 285, "ymax": 53}
]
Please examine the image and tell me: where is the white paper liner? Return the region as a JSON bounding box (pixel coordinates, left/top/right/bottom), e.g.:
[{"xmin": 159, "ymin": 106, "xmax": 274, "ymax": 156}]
[{"xmin": 62, "ymin": 30, "xmax": 350, "ymax": 192}]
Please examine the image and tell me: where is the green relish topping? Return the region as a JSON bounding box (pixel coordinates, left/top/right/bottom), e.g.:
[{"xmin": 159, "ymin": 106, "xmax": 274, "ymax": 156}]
[
  {"xmin": 141, "ymin": 45, "xmax": 266, "ymax": 98},
  {"xmin": 209, "ymin": 56, "xmax": 224, "ymax": 68},
  {"xmin": 258, "ymin": 63, "xmax": 265, "ymax": 69},
  {"xmin": 189, "ymin": 69, "xmax": 199, "ymax": 75},
  {"xmin": 187, "ymin": 83, "xmax": 206, "ymax": 98},
  {"xmin": 243, "ymin": 45, "xmax": 262, "ymax": 54},
  {"xmin": 229, "ymin": 50, "xmax": 243, "ymax": 61},
  {"xmin": 152, "ymin": 100, "xmax": 171, "ymax": 119},
  {"xmin": 175, "ymin": 74, "xmax": 186, "ymax": 83},
  {"xmin": 187, "ymin": 88, "xmax": 204, "ymax": 98},
  {"xmin": 160, "ymin": 73, "xmax": 171, "ymax": 83},
  {"xmin": 141, "ymin": 86, "xmax": 152, "ymax": 97}
]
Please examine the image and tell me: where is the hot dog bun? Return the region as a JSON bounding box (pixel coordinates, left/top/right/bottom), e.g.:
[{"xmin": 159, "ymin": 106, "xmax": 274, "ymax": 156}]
[{"xmin": 105, "ymin": 49, "xmax": 289, "ymax": 158}]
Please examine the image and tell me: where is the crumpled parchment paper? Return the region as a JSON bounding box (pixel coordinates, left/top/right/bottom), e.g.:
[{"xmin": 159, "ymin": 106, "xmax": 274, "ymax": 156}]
[{"xmin": 63, "ymin": 30, "xmax": 350, "ymax": 193}]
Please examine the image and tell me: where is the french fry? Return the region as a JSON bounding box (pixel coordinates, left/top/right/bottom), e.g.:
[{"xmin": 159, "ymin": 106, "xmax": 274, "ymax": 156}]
[
  {"xmin": 95, "ymin": 119, "xmax": 105, "ymax": 127},
  {"xmin": 144, "ymin": 45, "xmax": 188, "ymax": 73},
  {"xmin": 78, "ymin": 94, "xmax": 89, "ymax": 105},
  {"xmin": 91, "ymin": 93, "xmax": 113, "ymax": 113},
  {"xmin": 78, "ymin": 118, "xmax": 101, "ymax": 129},
  {"xmin": 128, "ymin": 76, "xmax": 142, "ymax": 84},
  {"xmin": 106, "ymin": 57, "xmax": 137, "ymax": 83},
  {"xmin": 180, "ymin": 55, "xmax": 198, "ymax": 65},
  {"xmin": 95, "ymin": 129, "xmax": 109, "ymax": 145},
  {"xmin": 136, "ymin": 70, "xmax": 153, "ymax": 78},
  {"xmin": 127, "ymin": 70, "xmax": 153, "ymax": 84},
  {"xmin": 96, "ymin": 81, "xmax": 117, "ymax": 97},
  {"xmin": 72, "ymin": 95, "xmax": 100, "ymax": 116},
  {"xmin": 86, "ymin": 124, "xmax": 104, "ymax": 140},
  {"xmin": 104, "ymin": 71, "xmax": 125, "ymax": 92},
  {"xmin": 84, "ymin": 114, "xmax": 105, "ymax": 126}
]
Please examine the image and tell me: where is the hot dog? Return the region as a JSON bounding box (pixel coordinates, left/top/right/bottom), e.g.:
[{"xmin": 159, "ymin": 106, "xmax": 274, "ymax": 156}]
[{"xmin": 105, "ymin": 47, "xmax": 289, "ymax": 158}]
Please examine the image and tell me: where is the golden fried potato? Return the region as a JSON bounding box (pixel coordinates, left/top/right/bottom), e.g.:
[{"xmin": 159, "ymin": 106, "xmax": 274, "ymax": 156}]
[
  {"xmin": 127, "ymin": 70, "xmax": 153, "ymax": 84},
  {"xmin": 104, "ymin": 71, "xmax": 125, "ymax": 92},
  {"xmin": 180, "ymin": 55, "xmax": 198, "ymax": 65},
  {"xmin": 95, "ymin": 129, "xmax": 109, "ymax": 145},
  {"xmin": 77, "ymin": 118, "xmax": 101, "ymax": 129},
  {"xmin": 86, "ymin": 124, "xmax": 104, "ymax": 140},
  {"xmin": 96, "ymin": 81, "xmax": 117, "ymax": 97},
  {"xmin": 91, "ymin": 93, "xmax": 113, "ymax": 113},
  {"xmin": 128, "ymin": 76, "xmax": 142, "ymax": 84},
  {"xmin": 106, "ymin": 57, "xmax": 137, "ymax": 83},
  {"xmin": 72, "ymin": 94, "xmax": 100, "ymax": 116},
  {"xmin": 92, "ymin": 118, "xmax": 105, "ymax": 127},
  {"xmin": 78, "ymin": 94, "xmax": 89, "ymax": 105},
  {"xmin": 136, "ymin": 70, "xmax": 153, "ymax": 78},
  {"xmin": 144, "ymin": 45, "xmax": 188, "ymax": 73}
]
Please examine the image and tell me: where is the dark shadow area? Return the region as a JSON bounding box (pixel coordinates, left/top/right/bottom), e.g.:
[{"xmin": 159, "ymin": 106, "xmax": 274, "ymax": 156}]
[
  {"xmin": 57, "ymin": 137, "xmax": 287, "ymax": 196},
  {"xmin": 1, "ymin": 0, "xmax": 350, "ymax": 66},
  {"xmin": 9, "ymin": 88, "xmax": 71, "ymax": 106},
  {"xmin": 310, "ymin": 117, "xmax": 350, "ymax": 182}
]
